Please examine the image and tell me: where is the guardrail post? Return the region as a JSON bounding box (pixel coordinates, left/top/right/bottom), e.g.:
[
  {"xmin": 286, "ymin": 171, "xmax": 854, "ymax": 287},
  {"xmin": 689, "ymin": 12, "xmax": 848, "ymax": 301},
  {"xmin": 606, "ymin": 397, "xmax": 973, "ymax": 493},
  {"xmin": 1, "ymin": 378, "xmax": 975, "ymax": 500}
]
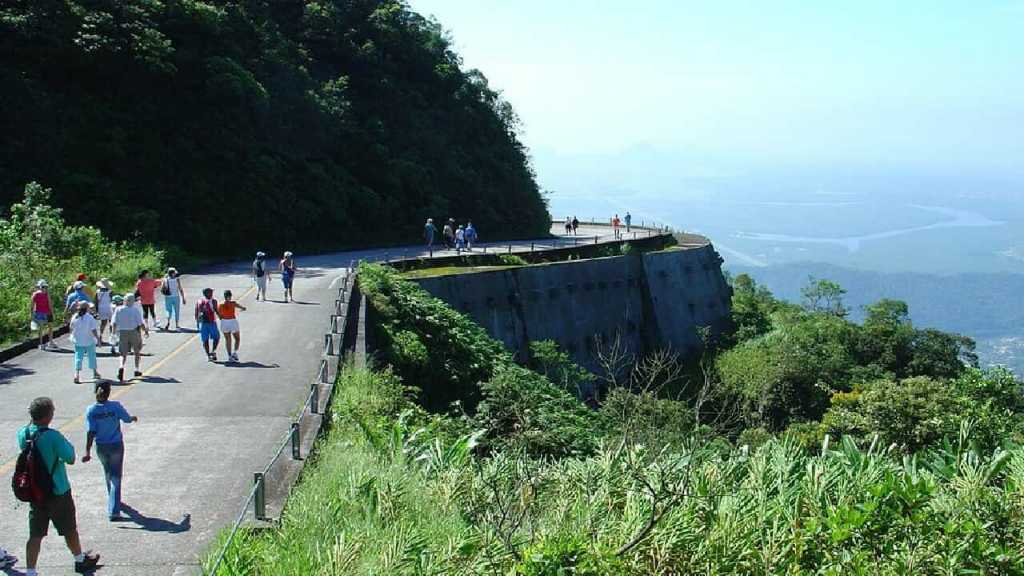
[
  {"xmin": 324, "ymin": 333, "xmax": 333, "ymax": 356},
  {"xmin": 319, "ymin": 358, "xmax": 329, "ymax": 384},
  {"xmin": 291, "ymin": 423, "xmax": 301, "ymax": 460},
  {"xmin": 310, "ymin": 382, "xmax": 320, "ymax": 414},
  {"xmin": 254, "ymin": 473, "xmax": 266, "ymax": 521},
  {"xmin": 530, "ymin": 242, "xmax": 534, "ymax": 251},
  {"xmin": 507, "ymin": 244, "xmax": 512, "ymax": 254},
  {"xmin": 594, "ymin": 235, "xmax": 599, "ymax": 245}
]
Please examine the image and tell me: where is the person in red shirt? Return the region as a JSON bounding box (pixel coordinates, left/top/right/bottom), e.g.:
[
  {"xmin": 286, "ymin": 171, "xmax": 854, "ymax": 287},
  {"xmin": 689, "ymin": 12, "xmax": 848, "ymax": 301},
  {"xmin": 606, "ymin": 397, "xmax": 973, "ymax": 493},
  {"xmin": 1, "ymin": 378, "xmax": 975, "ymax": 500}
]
[
  {"xmin": 133, "ymin": 270, "xmax": 162, "ymax": 330},
  {"xmin": 30, "ymin": 279, "xmax": 56, "ymax": 350}
]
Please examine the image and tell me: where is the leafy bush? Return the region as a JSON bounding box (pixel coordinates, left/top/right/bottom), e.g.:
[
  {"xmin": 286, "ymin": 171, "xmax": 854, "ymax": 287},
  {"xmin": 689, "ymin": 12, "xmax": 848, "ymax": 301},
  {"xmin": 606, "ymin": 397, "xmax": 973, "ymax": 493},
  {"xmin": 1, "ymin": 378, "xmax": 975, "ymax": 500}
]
[
  {"xmin": 599, "ymin": 387, "xmax": 694, "ymax": 450},
  {"xmin": 475, "ymin": 365, "xmax": 599, "ymax": 458},
  {"xmin": 359, "ymin": 262, "xmax": 512, "ymax": 411},
  {"xmin": 0, "ymin": 183, "xmax": 163, "ymax": 345},
  {"xmin": 823, "ymin": 377, "xmax": 961, "ymax": 451},
  {"xmin": 528, "ymin": 340, "xmax": 596, "ymax": 398},
  {"xmin": 498, "ymin": 254, "xmax": 528, "ymax": 266}
]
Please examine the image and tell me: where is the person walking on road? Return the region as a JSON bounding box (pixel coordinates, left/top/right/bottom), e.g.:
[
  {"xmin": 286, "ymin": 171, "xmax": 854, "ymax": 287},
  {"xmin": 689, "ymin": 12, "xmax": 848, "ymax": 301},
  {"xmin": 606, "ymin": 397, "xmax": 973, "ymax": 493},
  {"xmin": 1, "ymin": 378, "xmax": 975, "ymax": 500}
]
[
  {"xmin": 443, "ymin": 219, "xmax": 455, "ymax": 250},
  {"xmin": 17, "ymin": 397, "xmax": 102, "ymax": 574},
  {"xmin": 218, "ymin": 290, "xmax": 247, "ymax": 362},
  {"xmin": 112, "ymin": 293, "xmax": 148, "ymax": 382},
  {"xmin": 69, "ymin": 302, "xmax": 101, "ymax": 384},
  {"xmin": 64, "ymin": 281, "xmax": 92, "ymax": 318},
  {"xmin": 564, "ymin": 216, "xmax": 572, "ymax": 234},
  {"xmin": 465, "ymin": 221, "xmax": 478, "ymax": 251},
  {"xmin": 424, "ymin": 219, "xmax": 436, "ymax": 249},
  {"xmin": 572, "ymin": 216, "xmax": 579, "ymax": 235},
  {"xmin": 196, "ymin": 288, "xmax": 221, "ymax": 362},
  {"xmin": 280, "ymin": 251, "xmax": 297, "ymax": 302},
  {"xmin": 134, "ymin": 270, "xmax": 161, "ymax": 330},
  {"xmin": 161, "ymin": 267, "xmax": 186, "ymax": 331},
  {"xmin": 94, "ymin": 279, "xmax": 114, "ymax": 346},
  {"xmin": 30, "ymin": 280, "xmax": 56, "ymax": 350},
  {"xmin": 64, "ymin": 273, "xmax": 95, "ymax": 303},
  {"xmin": 625, "ymin": 212, "xmax": 632, "ymax": 233},
  {"xmin": 612, "ymin": 214, "xmax": 622, "ymax": 239},
  {"xmin": 108, "ymin": 294, "xmax": 124, "ymax": 355},
  {"xmin": 252, "ymin": 252, "xmax": 270, "ymax": 301},
  {"xmin": 455, "ymin": 224, "xmax": 466, "ymax": 253},
  {"xmin": 82, "ymin": 381, "xmax": 138, "ymax": 522}
]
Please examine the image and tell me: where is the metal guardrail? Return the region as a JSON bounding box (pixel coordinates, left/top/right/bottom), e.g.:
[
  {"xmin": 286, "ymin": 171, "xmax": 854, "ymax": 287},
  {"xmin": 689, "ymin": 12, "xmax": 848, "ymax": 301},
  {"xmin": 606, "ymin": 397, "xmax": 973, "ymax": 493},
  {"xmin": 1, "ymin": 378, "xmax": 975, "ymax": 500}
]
[
  {"xmin": 384, "ymin": 223, "xmax": 673, "ymax": 263},
  {"xmin": 205, "ymin": 262, "xmax": 356, "ymax": 575}
]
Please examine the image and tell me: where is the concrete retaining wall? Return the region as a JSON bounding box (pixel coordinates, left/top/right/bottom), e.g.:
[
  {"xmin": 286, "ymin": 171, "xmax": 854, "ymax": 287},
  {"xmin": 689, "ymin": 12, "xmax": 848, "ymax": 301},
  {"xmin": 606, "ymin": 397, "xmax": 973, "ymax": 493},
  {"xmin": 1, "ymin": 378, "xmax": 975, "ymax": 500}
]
[{"xmin": 412, "ymin": 243, "xmax": 731, "ymax": 372}]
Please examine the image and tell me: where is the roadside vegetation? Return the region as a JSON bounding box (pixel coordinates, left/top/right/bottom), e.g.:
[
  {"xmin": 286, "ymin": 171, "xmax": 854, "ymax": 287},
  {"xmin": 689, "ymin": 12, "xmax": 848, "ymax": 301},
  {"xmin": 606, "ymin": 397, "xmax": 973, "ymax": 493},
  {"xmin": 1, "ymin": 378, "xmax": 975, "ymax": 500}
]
[
  {"xmin": 0, "ymin": 183, "xmax": 164, "ymax": 347},
  {"xmin": 210, "ymin": 263, "xmax": 1024, "ymax": 574}
]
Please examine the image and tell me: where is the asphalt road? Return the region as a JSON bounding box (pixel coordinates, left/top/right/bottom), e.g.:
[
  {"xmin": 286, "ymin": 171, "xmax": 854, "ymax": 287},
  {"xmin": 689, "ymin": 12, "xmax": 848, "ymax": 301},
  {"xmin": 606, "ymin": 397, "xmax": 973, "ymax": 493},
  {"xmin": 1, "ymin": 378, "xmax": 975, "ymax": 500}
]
[{"xmin": 0, "ymin": 224, "xmax": 636, "ymax": 575}]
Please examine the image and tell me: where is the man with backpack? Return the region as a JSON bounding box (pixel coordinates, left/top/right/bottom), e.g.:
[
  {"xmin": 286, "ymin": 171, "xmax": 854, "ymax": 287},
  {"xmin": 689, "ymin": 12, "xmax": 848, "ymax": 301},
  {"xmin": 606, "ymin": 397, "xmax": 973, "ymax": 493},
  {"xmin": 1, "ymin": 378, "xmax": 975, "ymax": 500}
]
[
  {"xmin": 252, "ymin": 252, "xmax": 270, "ymax": 301},
  {"xmin": 196, "ymin": 288, "xmax": 221, "ymax": 362},
  {"xmin": 14, "ymin": 397, "xmax": 100, "ymax": 574}
]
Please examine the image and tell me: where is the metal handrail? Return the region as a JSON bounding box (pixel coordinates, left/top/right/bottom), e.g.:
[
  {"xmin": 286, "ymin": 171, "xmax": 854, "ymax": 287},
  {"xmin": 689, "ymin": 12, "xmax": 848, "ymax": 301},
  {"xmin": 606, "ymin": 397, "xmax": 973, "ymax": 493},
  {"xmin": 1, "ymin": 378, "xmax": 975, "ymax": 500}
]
[{"xmin": 205, "ymin": 265, "xmax": 355, "ymax": 575}]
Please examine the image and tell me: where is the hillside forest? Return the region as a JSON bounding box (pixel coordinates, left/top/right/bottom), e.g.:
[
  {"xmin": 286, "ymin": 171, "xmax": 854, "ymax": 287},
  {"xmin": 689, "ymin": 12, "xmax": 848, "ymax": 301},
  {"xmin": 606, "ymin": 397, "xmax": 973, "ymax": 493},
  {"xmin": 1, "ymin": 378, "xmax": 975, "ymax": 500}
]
[{"xmin": 0, "ymin": 1, "xmax": 550, "ymax": 257}]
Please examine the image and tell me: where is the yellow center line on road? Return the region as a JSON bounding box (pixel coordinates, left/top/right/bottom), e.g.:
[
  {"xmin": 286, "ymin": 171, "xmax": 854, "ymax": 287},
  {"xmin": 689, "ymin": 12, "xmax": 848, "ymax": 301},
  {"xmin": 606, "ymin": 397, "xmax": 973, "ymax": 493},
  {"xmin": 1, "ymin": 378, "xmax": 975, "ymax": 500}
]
[{"xmin": 0, "ymin": 284, "xmax": 257, "ymax": 475}]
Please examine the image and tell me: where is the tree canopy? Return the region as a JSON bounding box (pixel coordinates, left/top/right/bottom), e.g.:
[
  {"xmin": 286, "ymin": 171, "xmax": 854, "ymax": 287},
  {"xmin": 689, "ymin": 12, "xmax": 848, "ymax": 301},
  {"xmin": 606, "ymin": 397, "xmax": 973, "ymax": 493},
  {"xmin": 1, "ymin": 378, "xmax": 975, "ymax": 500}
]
[{"xmin": 0, "ymin": 0, "xmax": 550, "ymax": 256}]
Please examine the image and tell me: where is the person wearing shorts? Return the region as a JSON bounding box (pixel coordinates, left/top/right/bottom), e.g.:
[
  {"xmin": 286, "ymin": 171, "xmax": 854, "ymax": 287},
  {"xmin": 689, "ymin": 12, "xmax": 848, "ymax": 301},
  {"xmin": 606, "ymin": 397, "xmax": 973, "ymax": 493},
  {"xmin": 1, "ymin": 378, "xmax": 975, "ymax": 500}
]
[
  {"xmin": 196, "ymin": 288, "xmax": 221, "ymax": 361},
  {"xmin": 161, "ymin": 267, "xmax": 186, "ymax": 331},
  {"xmin": 252, "ymin": 252, "xmax": 270, "ymax": 301},
  {"xmin": 112, "ymin": 293, "xmax": 148, "ymax": 382},
  {"xmin": 280, "ymin": 251, "xmax": 296, "ymax": 303},
  {"xmin": 30, "ymin": 279, "xmax": 56, "ymax": 350},
  {"xmin": 134, "ymin": 270, "xmax": 161, "ymax": 329},
  {"xmin": 218, "ymin": 290, "xmax": 247, "ymax": 362},
  {"xmin": 18, "ymin": 397, "xmax": 101, "ymax": 574}
]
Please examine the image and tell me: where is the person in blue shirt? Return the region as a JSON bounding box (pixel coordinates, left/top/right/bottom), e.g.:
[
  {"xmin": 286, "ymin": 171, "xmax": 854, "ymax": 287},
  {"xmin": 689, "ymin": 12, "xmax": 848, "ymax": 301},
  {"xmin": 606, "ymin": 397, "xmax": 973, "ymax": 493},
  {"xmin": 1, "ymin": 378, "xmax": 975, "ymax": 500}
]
[
  {"xmin": 83, "ymin": 381, "xmax": 138, "ymax": 521},
  {"xmin": 465, "ymin": 222, "xmax": 478, "ymax": 251},
  {"xmin": 17, "ymin": 397, "xmax": 101, "ymax": 574},
  {"xmin": 63, "ymin": 281, "xmax": 92, "ymax": 317}
]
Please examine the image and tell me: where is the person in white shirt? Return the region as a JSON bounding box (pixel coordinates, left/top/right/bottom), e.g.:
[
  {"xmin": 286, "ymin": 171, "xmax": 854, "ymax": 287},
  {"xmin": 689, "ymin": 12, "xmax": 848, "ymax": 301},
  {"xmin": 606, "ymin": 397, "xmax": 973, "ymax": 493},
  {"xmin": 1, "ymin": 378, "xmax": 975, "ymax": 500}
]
[
  {"xmin": 161, "ymin": 267, "xmax": 186, "ymax": 331},
  {"xmin": 69, "ymin": 301, "xmax": 101, "ymax": 384},
  {"xmin": 94, "ymin": 278, "xmax": 114, "ymax": 345},
  {"xmin": 111, "ymin": 294, "xmax": 149, "ymax": 383}
]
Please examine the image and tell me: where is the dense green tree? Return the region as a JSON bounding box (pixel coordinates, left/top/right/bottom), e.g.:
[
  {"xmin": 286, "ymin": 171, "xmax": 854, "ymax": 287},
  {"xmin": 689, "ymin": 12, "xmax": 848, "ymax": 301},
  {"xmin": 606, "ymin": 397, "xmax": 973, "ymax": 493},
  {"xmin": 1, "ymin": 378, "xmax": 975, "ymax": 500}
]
[{"xmin": 0, "ymin": 0, "xmax": 550, "ymax": 257}]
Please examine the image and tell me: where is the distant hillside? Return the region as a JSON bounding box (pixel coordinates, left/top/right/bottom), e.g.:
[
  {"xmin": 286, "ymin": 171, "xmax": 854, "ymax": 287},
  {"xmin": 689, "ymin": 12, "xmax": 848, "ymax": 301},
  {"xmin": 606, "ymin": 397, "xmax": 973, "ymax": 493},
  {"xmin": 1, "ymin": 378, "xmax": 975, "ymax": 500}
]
[{"xmin": 0, "ymin": 1, "xmax": 549, "ymax": 256}]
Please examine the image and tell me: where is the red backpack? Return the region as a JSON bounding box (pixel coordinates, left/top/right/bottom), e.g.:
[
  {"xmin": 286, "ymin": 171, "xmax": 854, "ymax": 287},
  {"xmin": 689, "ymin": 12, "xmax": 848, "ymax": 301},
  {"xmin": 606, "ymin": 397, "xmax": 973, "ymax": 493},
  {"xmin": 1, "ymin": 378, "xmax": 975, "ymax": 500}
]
[{"xmin": 11, "ymin": 428, "xmax": 57, "ymax": 503}]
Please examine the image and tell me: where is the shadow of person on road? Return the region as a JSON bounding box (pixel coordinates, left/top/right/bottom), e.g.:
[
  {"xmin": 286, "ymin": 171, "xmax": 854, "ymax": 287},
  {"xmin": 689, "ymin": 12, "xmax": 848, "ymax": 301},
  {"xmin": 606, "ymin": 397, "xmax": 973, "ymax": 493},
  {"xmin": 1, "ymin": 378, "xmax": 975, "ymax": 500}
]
[
  {"xmin": 118, "ymin": 504, "xmax": 191, "ymax": 533},
  {"xmin": 139, "ymin": 375, "xmax": 181, "ymax": 384},
  {"xmin": 222, "ymin": 362, "xmax": 280, "ymax": 369},
  {"xmin": 0, "ymin": 364, "xmax": 34, "ymax": 386}
]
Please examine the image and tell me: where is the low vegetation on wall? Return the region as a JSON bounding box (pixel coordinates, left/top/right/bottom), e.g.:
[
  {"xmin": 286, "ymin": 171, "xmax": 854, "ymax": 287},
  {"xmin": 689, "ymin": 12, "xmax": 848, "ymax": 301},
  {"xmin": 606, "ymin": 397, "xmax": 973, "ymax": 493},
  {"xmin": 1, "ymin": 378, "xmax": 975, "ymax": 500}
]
[{"xmin": 211, "ymin": 263, "xmax": 1024, "ymax": 574}]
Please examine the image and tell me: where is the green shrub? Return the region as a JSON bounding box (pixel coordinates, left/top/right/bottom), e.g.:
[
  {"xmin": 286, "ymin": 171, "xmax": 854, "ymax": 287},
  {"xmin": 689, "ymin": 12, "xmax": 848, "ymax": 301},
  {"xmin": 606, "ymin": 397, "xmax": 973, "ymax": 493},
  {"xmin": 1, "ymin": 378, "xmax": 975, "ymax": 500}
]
[
  {"xmin": 599, "ymin": 387, "xmax": 694, "ymax": 449},
  {"xmin": 475, "ymin": 365, "xmax": 599, "ymax": 458},
  {"xmin": 359, "ymin": 262, "xmax": 512, "ymax": 411},
  {"xmin": 516, "ymin": 536, "xmax": 630, "ymax": 576},
  {"xmin": 498, "ymin": 253, "xmax": 528, "ymax": 266},
  {"xmin": 528, "ymin": 340, "xmax": 596, "ymax": 398},
  {"xmin": 822, "ymin": 377, "xmax": 960, "ymax": 451}
]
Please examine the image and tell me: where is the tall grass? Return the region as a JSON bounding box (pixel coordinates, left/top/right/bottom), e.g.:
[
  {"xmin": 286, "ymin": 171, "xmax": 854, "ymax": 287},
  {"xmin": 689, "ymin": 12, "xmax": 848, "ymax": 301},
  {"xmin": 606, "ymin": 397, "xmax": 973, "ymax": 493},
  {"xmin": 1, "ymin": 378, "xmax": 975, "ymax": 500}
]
[{"xmin": 211, "ymin": 366, "xmax": 1024, "ymax": 575}]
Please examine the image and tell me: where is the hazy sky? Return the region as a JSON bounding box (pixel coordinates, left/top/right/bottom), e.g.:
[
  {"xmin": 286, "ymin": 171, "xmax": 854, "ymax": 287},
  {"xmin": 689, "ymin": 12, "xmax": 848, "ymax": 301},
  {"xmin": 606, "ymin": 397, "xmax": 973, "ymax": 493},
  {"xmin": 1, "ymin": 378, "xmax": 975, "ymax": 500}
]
[{"xmin": 410, "ymin": 1, "xmax": 1023, "ymax": 174}]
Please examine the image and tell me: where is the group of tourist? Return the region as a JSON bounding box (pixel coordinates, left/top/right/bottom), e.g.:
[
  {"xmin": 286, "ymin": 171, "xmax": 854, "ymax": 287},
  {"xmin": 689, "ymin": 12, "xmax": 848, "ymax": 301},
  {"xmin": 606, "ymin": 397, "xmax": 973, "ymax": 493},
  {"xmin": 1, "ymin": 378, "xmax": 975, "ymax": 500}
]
[
  {"xmin": 563, "ymin": 216, "xmax": 580, "ymax": 234},
  {"xmin": 424, "ymin": 218, "xmax": 479, "ymax": 252},
  {"xmin": 10, "ymin": 250, "xmax": 300, "ymax": 574},
  {"xmin": 27, "ymin": 251, "xmax": 300, "ymax": 381}
]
